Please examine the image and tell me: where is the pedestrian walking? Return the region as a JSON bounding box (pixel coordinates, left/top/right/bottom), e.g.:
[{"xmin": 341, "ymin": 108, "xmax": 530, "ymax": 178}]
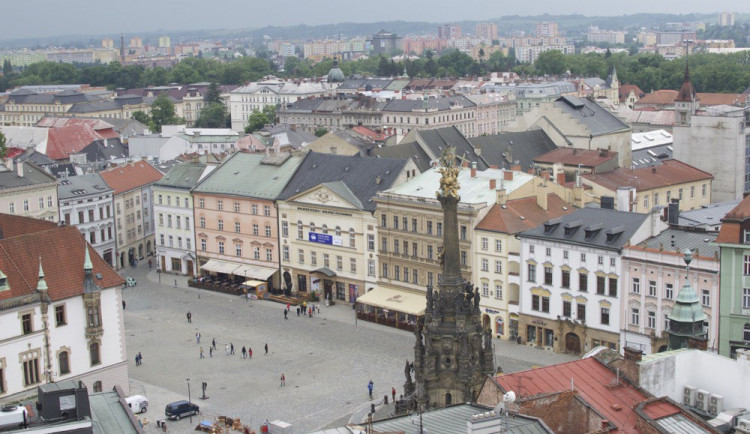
[
  {"xmin": 200, "ymin": 347, "xmax": 204, "ymax": 359},
  {"xmin": 284, "ymin": 309, "xmax": 288, "ymax": 319},
  {"xmin": 209, "ymin": 346, "xmax": 213, "ymax": 357},
  {"xmin": 264, "ymin": 343, "xmax": 268, "ymax": 355},
  {"xmin": 174, "ymin": 279, "xmax": 177, "ymax": 287},
  {"xmin": 148, "ymin": 258, "xmax": 152, "ymax": 269},
  {"xmin": 392, "ymin": 387, "xmax": 396, "ymax": 402},
  {"xmin": 212, "ymin": 338, "xmax": 216, "ymax": 350},
  {"xmin": 187, "ymin": 311, "xmax": 192, "ymax": 323},
  {"xmin": 122, "ymin": 300, "xmax": 126, "ymax": 310},
  {"xmin": 248, "ymin": 347, "xmax": 253, "ymax": 358},
  {"xmin": 134, "ymin": 354, "xmax": 139, "ymax": 366},
  {"xmin": 317, "ymin": 304, "xmax": 320, "ymax": 314},
  {"xmin": 242, "ymin": 346, "xmax": 247, "ymax": 359},
  {"xmin": 367, "ymin": 380, "xmax": 374, "ymax": 398},
  {"xmin": 280, "ymin": 373, "xmax": 286, "ymax": 387},
  {"xmin": 286, "ymin": 303, "xmax": 290, "ymax": 311},
  {"xmin": 296, "ymin": 307, "xmax": 300, "ymax": 317},
  {"xmin": 196, "ymin": 332, "xmax": 201, "ymax": 344},
  {"xmin": 230, "ymin": 343, "xmax": 235, "ymax": 355}
]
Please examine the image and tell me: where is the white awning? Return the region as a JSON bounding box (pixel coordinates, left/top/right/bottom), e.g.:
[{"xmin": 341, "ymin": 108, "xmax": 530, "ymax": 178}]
[
  {"xmin": 233, "ymin": 264, "xmax": 277, "ymax": 280},
  {"xmin": 356, "ymin": 287, "xmax": 426, "ymax": 316},
  {"xmin": 200, "ymin": 259, "xmax": 240, "ymax": 274}
]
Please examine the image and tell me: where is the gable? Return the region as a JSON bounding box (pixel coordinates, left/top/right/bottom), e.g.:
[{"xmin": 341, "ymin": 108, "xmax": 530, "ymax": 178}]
[{"xmin": 287, "ymin": 184, "xmax": 361, "ymax": 210}]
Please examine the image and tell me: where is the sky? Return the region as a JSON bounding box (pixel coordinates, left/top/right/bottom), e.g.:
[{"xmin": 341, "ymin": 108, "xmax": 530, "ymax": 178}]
[{"xmin": 2, "ymin": 0, "xmax": 748, "ymax": 41}]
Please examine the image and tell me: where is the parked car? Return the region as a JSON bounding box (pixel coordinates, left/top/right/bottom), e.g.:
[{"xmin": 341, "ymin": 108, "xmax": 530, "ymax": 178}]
[
  {"xmin": 164, "ymin": 401, "xmax": 198, "ymax": 420},
  {"xmin": 125, "ymin": 395, "xmax": 148, "ymax": 414}
]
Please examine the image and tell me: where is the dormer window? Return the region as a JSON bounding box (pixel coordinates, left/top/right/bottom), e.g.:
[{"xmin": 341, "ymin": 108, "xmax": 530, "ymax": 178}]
[
  {"xmin": 563, "ymin": 220, "xmax": 582, "ymax": 237},
  {"xmin": 605, "ymin": 226, "xmax": 625, "ymax": 243},
  {"xmin": 744, "ymin": 230, "xmax": 750, "ymax": 245},
  {"xmin": 543, "ymin": 218, "xmax": 561, "ymax": 234},
  {"xmin": 584, "ymin": 223, "xmax": 603, "ymax": 241}
]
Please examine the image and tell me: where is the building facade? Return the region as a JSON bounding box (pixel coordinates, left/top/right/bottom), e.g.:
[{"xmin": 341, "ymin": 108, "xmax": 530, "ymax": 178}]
[
  {"xmin": 58, "ymin": 173, "xmax": 116, "ymax": 267},
  {"xmin": 0, "ymin": 160, "xmax": 58, "ymax": 222}
]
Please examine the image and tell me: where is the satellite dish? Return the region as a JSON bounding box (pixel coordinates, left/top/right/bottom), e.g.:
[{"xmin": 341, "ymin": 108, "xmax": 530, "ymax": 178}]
[{"xmin": 503, "ymin": 391, "xmax": 516, "ymax": 403}]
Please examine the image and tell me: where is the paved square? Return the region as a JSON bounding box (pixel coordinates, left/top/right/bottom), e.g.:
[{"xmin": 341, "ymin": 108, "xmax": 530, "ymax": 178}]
[{"xmin": 123, "ymin": 266, "xmax": 576, "ymax": 433}]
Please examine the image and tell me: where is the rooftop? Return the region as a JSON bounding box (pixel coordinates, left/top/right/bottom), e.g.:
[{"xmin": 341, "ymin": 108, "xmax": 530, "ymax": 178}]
[
  {"xmin": 476, "ymin": 194, "xmax": 576, "ymax": 235},
  {"xmin": 99, "ymin": 160, "xmax": 164, "ymax": 195},
  {"xmin": 581, "ymin": 159, "xmax": 713, "ymax": 191},
  {"xmin": 634, "ymin": 228, "xmax": 719, "ymax": 259},
  {"xmin": 534, "ymin": 147, "xmax": 617, "ymax": 168},
  {"xmin": 554, "ymin": 96, "xmax": 630, "ymax": 136},
  {"xmin": 154, "ymin": 161, "xmax": 211, "ymax": 190},
  {"xmin": 58, "ymin": 173, "xmax": 112, "ymax": 200},
  {"xmin": 469, "ymin": 130, "xmax": 557, "ymax": 171},
  {"xmin": 0, "ymin": 161, "xmax": 57, "ymax": 191},
  {"xmin": 677, "ymin": 200, "xmax": 739, "ymax": 230}
]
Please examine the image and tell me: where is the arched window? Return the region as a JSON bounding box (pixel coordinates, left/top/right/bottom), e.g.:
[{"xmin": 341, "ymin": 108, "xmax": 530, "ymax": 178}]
[
  {"xmin": 335, "ymin": 226, "xmax": 341, "ymax": 236},
  {"xmin": 322, "ymin": 224, "xmax": 328, "ymax": 234},
  {"xmin": 93, "ymin": 381, "xmax": 102, "ymax": 393},
  {"xmin": 310, "ymin": 223, "xmax": 316, "ymax": 234},
  {"xmin": 90, "ymin": 343, "xmax": 101, "ymax": 365},
  {"xmin": 445, "ymin": 392, "xmax": 452, "ymax": 405},
  {"xmin": 58, "ymin": 351, "xmax": 70, "ymax": 375}
]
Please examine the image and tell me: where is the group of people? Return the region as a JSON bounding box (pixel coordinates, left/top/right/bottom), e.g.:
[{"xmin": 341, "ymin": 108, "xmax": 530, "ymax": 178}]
[
  {"xmin": 197, "ymin": 336, "xmax": 270, "ymax": 360},
  {"xmin": 285, "ymin": 301, "xmax": 320, "ymax": 319}
]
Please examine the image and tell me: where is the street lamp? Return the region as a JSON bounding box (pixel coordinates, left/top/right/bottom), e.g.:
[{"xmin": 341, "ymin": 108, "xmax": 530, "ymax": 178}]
[{"xmin": 186, "ymin": 378, "xmax": 192, "ymax": 423}]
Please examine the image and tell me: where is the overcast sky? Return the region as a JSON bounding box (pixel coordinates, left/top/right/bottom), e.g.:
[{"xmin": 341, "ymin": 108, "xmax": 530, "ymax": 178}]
[{"xmin": 2, "ymin": 0, "xmax": 748, "ymax": 41}]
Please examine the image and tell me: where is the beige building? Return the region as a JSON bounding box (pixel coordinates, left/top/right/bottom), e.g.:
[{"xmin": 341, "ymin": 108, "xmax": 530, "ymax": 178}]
[
  {"xmin": 276, "ymin": 152, "xmax": 415, "ymax": 302},
  {"xmin": 100, "ymin": 161, "xmax": 163, "ymax": 269},
  {"xmin": 0, "ymin": 160, "xmax": 58, "ymax": 222},
  {"xmin": 581, "ymin": 159, "xmax": 713, "ymax": 213}
]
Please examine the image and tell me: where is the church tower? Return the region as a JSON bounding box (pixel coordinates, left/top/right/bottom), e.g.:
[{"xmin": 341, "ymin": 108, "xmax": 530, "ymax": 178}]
[
  {"xmin": 405, "ymin": 148, "xmax": 495, "ymax": 410},
  {"xmin": 667, "ymin": 249, "xmax": 708, "ymax": 350},
  {"xmin": 674, "ymin": 56, "xmax": 699, "ymax": 126}
]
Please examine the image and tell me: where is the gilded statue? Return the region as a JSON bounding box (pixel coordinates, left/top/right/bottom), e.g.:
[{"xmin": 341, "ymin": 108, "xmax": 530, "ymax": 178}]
[{"xmin": 437, "ymin": 147, "xmax": 460, "ymax": 199}]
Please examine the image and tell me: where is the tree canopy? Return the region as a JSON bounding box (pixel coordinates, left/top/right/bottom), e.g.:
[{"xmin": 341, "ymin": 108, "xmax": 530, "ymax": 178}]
[
  {"xmin": 148, "ymin": 94, "xmax": 181, "ymax": 132},
  {"xmin": 244, "ymin": 105, "xmax": 277, "ymax": 134}
]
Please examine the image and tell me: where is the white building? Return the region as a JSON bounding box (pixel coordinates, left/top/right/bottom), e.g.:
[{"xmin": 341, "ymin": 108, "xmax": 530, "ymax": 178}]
[
  {"xmin": 229, "ymin": 77, "xmax": 337, "ymax": 132},
  {"xmin": 517, "ymin": 207, "xmax": 664, "ymax": 354},
  {"xmin": 153, "ymin": 161, "xmax": 214, "ymax": 275},
  {"xmin": 0, "ymin": 215, "xmax": 127, "ymax": 402},
  {"xmin": 58, "ymin": 173, "xmax": 116, "ymax": 267},
  {"xmin": 0, "ymin": 160, "xmax": 58, "ymax": 222}
]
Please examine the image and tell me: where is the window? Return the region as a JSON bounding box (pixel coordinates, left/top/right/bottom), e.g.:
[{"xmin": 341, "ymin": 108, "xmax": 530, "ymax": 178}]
[
  {"xmin": 495, "ymin": 284, "xmax": 502, "ymax": 299},
  {"xmin": 563, "ymin": 250, "xmax": 569, "ymax": 259},
  {"xmin": 323, "ymin": 254, "xmax": 330, "ymax": 268},
  {"xmin": 23, "ymin": 353, "xmax": 40, "ymax": 386},
  {"xmin": 481, "ymin": 237, "xmax": 488, "ymax": 251},
  {"xmin": 217, "ymin": 219, "xmax": 223, "ymax": 231},
  {"xmin": 563, "ymin": 301, "xmax": 571, "ymax": 317},
  {"xmin": 427, "ymin": 245, "xmax": 434, "ymax": 259},
  {"xmin": 201, "ymin": 239, "xmax": 206, "ymax": 251},
  {"xmin": 266, "ymin": 249, "xmax": 272, "ymax": 261},
  {"xmin": 544, "ymin": 266, "xmax": 553, "ymax": 285},
  {"xmin": 368, "ymin": 234, "xmax": 375, "ymax": 251},
  {"xmin": 413, "ymin": 269, "xmax": 418, "ymax": 284},
  {"xmin": 495, "ymin": 260, "xmax": 502, "ymax": 274},
  {"xmin": 648, "ymin": 281, "xmax": 656, "ymax": 297},
  {"xmin": 529, "ymin": 245, "xmax": 535, "ymax": 254},
  {"xmin": 8, "ymin": 202, "xmax": 14, "ymax": 214},
  {"xmin": 394, "ymin": 266, "xmax": 400, "ymax": 280},
  {"xmin": 252, "ymin": 204, "xmax": 258, "ymax": 215},
  {"xmin": 217, "ymin": 200, "xmax": 223, "ymax": 210},
  {"xmin": 322, "ymin": 224, "xmax": 328, "ymax": 234},
  {"xmin": 235, "ymin": 221, "xmax": 241, "ymax": 233},
  {"xmin": 218, "ymin": 241, "xmax": 225, "ymax": 254},
  {"xmin": 403, "ymin": 217, "xmax": 408, "ymax": 230},
  {"xmin": 55, "ymin": 305, "xmax": 66, "ymax": 326},
  {"xmin": 632, "ymin": 278, "xmax": 640, "ymax": 294},
  {"xmin": 678, "ymin": 188, "xmax": 683, "ymax": 200},
  {"xmin": 200, "ymin": 217, "xmax": 205, "ymax": 228},
  {"xmin": 199, "ymin": 198, "xmax": 205, "ymax": 208},
  {"xmin": 745, "ymin": 255, "xmax": 750, "ymax": 275},
  {"xmin": 601, "ymin": 307, "xmax": 610, "ymax": 325},
  {"xmin": 394, "ymin": 239, "xmax": 399, "ymax": 254},
  {"xmin": 581, "ymin": 253, "xmax": 586, "ymax": 262},
  {"xmin": 58, "ymin": 351, "xmax": 70, "ymax": 375},
  {"xmin": 481, "ymin": 259, "xmax": 489, "ymax": 272},
  {"xmin": 184, "ymin": 198, "xmax": 188, "ymax": 208},
  {"xmin": 545, "ymin": 247, "xmax": 551, "ymax": 256},
  {"xmin": 577, "ymin": 303, "xmax": 586, "ymax": 322},
  {"xmin": 382, "ymin": 237, "xmax": 388, "ymax": 252},
  {"xmin": 298, "ymin": 249, "xmax": 305, "ymax": 263},
  {"xmin": 265, "ymin": 225, "xmax": 272, "ymax": 237},
  {"xmin": 610, "ymin": 258, "xmax": 616, "ymax": 267},
  {"xmin": 482, "ymin": 282, "xmax": 489, "ymax": 296},
  {"xmin": 561, "ymin": 269, "xmax": 570, "ymax": 288},
  {"xmin": 648, "ymin": 311, "xmax": 656, "ymax": 329},
  {"xmin": 631, "ymin": 308, "xmax": 640, "ymax": 325},
  {"xmin": 93, "ymin": 381, "xmax": 102, "ymax": 393},
  {"xmin": 350, "ymin": 258, "xmax": 357, "ymax": 273},
  {"xmin": 412, "ymin": 218, "xmax": 418, "ymax": 232},
  {"xmin": 235, "ymin": 244, "xmax": 242, "ymax": 257},
  {"xmin": 701, "ymin": 289, "xmax": 710, "ymax": 306},
  {"xmin": 427, "ymin": 221, "xmax": 433, "ymax": 235},
  {"xmin": 598, "ymin": 256, "xmax": 604, "ymax": 265},
  {"xmin": 702, "ymin": 184, "xmax": 707, "ymax": 197},
  {"xmin": 460, "ymin": 225, "xmax": 467, "ymax": 240},
  {"xmin": 579, "ymin": 272, "xmax": 588, "ymax": 292},
  {"xmin": 234, "ymin": 201, "xmax": 240, "ymax": 212},
  {"xmin": 382, "ymin": 263, "xmax": 389, "ymax": 278},
  {"xmin": 22, "ymin": 313, "xmax": 33, "ymax": 334},
  {"xmin": 461, "ymin": 251, "xmax": 467, "ymax": 266},
  {"xmin": 281, "ymin": 221, "xmax": 288, "ymax": 237},
  {"xmin": 745, "ymin": 323, "xmax": 750, "ymax": 341},
  {"xmin": 665, "ymin": 283, "xmax": 674, "ymax": 299},
  {"xmin": 187, "ymin": 238, "xmax": 192, "ymax": 250},
  {"xmin": 437, "ymin": 222, "xmax": 442, "ymax": 236},
  {"xmin": 403, "ymin": 267, "xmax": 409, "ymax": 282},
  {"xmin": 690, "ymin": 186, "xmax": 695, "ymax": 198},
  {"xmin": 297, "ymin": 221, "xmax": 304, "ymax": 239},
  {"xmin": 393, "ymin": 216, "xmax": 399, "ymax": 229},
  {"xmin": 350, "ymin": 229, "xmax": 356, "ymax": 248},
  {"xmin": 282, "ymin": 245, "xmax": 289, "ymax": 261},
  {"xmin": 368, "ymin": 260, "xmax": 375, "ymax": 276},
  {"xmin": 532, "ymin": 294, "xmax": 540, "ymax": 311},
  {"xmin": 527, "ymin": 264, "xmax": 536, "ymax": 282},
  {"xmin": 427, "ymin": 272, "xmax": 434, "ymax": 286},
  {"xmin": 253, "ymin": 224, "xmax": 259, "ymax": 236},
  {"xmin": 542, "ymin": 296, "xmax": 550, "ymax": 313},
  {"xmin": 381, "ymin": 214, "xmax": 387, "ymax": 228},
  {"xmin": 311, "ymin": 251, "xmax": 317, "ymax": 266},
  {"xmin": 335, "ymin": 226, "xmax": 341, "ymax": 236},
  {"xmin": 608, "ymin": 277, "xmax": 617, "ymax": 297},
  {"xmin": 644, "ymin": 195, "xmax": 649, "ymax": 209},
  {"xmin": 90, "ymin": 342, "xmax": 101, "ymax": 365},
  {"xmin": 495, "ymin": 239, "xmax": 502, "ymax": 252},
  {"xmin": 336, "ymin": 256, "xmax": 343, "ymax": 271},
  {"xmin": 596, "ymin": 276, "xmax": 606, "ymax": 295}
]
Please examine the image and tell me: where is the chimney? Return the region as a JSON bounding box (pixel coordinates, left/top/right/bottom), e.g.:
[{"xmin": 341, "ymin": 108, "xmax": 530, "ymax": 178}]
[
  {"xmin": 489, "ymin": 179, "xmax": 496, "ymax": 190},
  {"xmin": 496, "ymin": 187, "xmax": 507, "ymax": 205},
  {"xmin": 470, "ymin": 162, "xmax": 477, "ymax": 178},
  {"xmin": 16, "ymin": 161, "xmax": 24, "ymax": 178},
  {"xmin": 511, "ymin": 164, "xmax": 521, "ymax": 171},
  {"xmin": 503, "ymin": 171, "xmax": 514, "ymax": 182},
  {"xmin": 290, "ymin": 124, "xmax": 297, "ymax": 131},
  {"xmin": 489, "ymin": 165, "xmax": 498, "ymax": 169},
  {"xmin": 537, "ymin": 189, "xmax": 548, "ymax": 210},
  {"xmin": 557, "ymin": 172, "xmax": 566, "ymax": 185},
  {"xmin": 667, "ymin": 199, "xmax": 680, "ymax": 225},
  {"xmin": 687, "ymin": 337, "xmax": 708, "ymax": 351},
  {"xmin": 623, "ymin": 346, "xmax": 643, "ymax": 363},
  {"xmin": 462, "ymin": 161, "xmax": 470, "ymax": 168},
  {"xmin": 375, "ymin": 176, "xmax": 382, "ymax": 185}
]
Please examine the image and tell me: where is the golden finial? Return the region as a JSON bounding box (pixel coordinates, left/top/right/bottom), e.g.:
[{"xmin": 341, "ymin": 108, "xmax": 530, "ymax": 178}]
[{"xmin": 437, "ymin": 147, "xmax": 460, "ymax": 199}]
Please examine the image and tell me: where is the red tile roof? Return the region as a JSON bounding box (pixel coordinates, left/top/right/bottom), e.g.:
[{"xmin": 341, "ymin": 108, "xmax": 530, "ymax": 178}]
[
  {"xmin": 493, "ymin": 357, "xmax": 649, "ymax": 433},
  {"xmin": 534, "ymin": 147, "xmax": 617, "ymax": 168},
  {"xmin": 476, "ymin": 194, "xmax": 575, "ymax": 234},
  {"xmin": 37, "ymin": 117, "xmax": 119, "ymax": 139},
  {"xmin": 45, "ymin": 124, "xmax": 107, "ymax": 160},
  {"xmin": 100, "ymin": 160, "xmax": 164, "ymax": 194},
  {"xmin": 352, "ymin": 126, "xmax": 393, "ymax": 141},
  {"xmin": 637, "ymin": 90, "xmax": 679, "ymax": 106},
  {"xmin": 582, "ymin": 159, "xmax": 713, "ymax": 191},
  {"xmin": 636, "ymin": 89, "xmax": 746, "ymax": 107},
  {"xmin": 619, "ymin": 84, "xmax": 645, "ymax": 101},
  {"xmin": 640, "ymin": 399, "xmax": 681, "ymax": 420},
  {"xmin": 716, "ymin": 195, "xmax": 750, "ymax": 243},
  {"xmin": 0, "ymin": 214, "xmax": 124, "ymax": 302}
]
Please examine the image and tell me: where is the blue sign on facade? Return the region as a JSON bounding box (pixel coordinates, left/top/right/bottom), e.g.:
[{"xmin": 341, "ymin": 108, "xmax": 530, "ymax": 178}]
[{"xmin": 309, "ymin": 232, "xmax": 337, "ymax": 245}]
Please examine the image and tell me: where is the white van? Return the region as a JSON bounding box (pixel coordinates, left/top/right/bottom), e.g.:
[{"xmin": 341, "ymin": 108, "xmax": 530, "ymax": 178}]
[{"xmin": 125, "ymin": 395, "xmax": 149, "ymax": 414}]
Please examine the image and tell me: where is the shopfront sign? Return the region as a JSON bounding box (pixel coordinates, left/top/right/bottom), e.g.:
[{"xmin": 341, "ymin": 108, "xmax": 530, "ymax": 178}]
[{"xmin": 308, "ymin": 232, "xmax": 342, "ymax": 246}]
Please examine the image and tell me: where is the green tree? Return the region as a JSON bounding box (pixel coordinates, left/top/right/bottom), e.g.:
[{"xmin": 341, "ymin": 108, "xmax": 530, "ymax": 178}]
[
  {"xmin": 131, "ymin": 111, "xmax": 150, "ymax": 126},
  {"xmin": 2, "ymin": 60, "xmax": 11, "ymax": 76},
  {"xmin": 534, "ymin": 50, "xmax": 567, "ymax": 75},
  {"xmin": 314, "ymin": 127, "xmax": 328, "ymax": 137},
  {"xmin": 194, "ymin": 102, "xmax": 228, "ymax": 128},
  {"xmin": 244, "ymin": 109, "xmax": 269, "ymax": 133},
  {"xmin": 204, "ymin": 82, "xmax": 222, "ymax": 105},
  {"xmin": 149, "ymin": 94, "xmax": 180, "ymax": 132},
  {"xmin": 0, "ymin": 130, "xmax": 7, "ymax": 160}
]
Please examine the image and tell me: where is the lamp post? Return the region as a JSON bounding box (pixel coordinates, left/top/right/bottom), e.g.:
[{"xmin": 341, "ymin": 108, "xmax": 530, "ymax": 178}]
[
  {"xmin": 186, "ymin": 378, "xmax": 192, "ymax": 423},
  {"xmin": 683, "ymin": 248, "xmax": 692, "ymax": 283}
]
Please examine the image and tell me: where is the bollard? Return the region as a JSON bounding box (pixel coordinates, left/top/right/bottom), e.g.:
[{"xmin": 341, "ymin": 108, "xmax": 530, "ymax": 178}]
[
  {"xmin": 384, "ymin": 395, "xmax": 389, "ymax": 404},
  {"xmin": 371, "ymin": 403, "xmax": 376, "ymax": 414}
]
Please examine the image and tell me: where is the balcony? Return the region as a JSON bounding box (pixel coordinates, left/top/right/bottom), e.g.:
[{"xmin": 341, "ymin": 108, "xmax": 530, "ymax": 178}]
[{"xmin": 507, "ymin": 272, "xmax": 520, "ymax": 285}]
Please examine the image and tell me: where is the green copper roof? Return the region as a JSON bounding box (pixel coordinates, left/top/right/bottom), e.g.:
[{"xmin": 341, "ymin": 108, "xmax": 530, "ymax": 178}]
[
  {"xmin": 155, "ymin": 161, "xmax": 208, "ymax": 189},
  {"xmin": 668, "ymin": 282, "xmax": 707, "ymax": 323},
  {"xmin": 192, "ymin": 152, "xmax": 303, "ymax": 200}
]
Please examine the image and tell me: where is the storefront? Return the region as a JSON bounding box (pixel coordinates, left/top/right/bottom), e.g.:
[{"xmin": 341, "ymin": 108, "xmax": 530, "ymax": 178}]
[{"xmin": 356, "ymin": 287, "xmax": 425, "ymax": 330}]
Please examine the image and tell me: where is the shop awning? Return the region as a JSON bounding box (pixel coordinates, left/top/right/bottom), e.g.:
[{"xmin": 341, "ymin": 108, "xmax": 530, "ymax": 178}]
[
  {"xmin": 356, "ymin": 287, "xmax": 426, "ymax": 316},
  {"xmin": 311, "ymin": 267, "xmax": 336, "ymax": 277},
  {"xmin": 200, "ymin": 259, "xmax": 240, "ymax": 274},
  {"xmin": 243, "ymin": 280, "xmax": 267, "ymax": 288},
  {"xmin": 233, "ymin": 264, "xmax": 277, "ymax": 280}
]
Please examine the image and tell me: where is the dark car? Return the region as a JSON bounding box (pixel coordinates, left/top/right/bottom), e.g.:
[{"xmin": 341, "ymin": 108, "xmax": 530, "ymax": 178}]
[{"xmin": 164, "ymin": 400, "xmax": 198, "ymax": 420}]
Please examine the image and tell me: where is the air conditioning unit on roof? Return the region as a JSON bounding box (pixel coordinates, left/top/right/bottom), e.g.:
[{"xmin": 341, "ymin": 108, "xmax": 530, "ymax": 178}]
[
  {"xmin": 695, "ymin": 389, "xmax": 709, "ymax": 411},
  {"xmin": 736, "ymin": 417, "xmax": 750, "ymax": 434},
  {"xmin": 708, "ymin": 394, "xmax": 724, "ymax": 416},
  {"xmin": 683, "ymin": 386, "xmax": 696, "ymax": 406}
]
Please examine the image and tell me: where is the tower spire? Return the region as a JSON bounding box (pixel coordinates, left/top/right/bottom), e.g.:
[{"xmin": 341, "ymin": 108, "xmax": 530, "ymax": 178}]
[
  {"xmin": 37, "ymin": 257, "xmax": 48, "ymax": 292},
  {"xmin": 84, "ymin": 245, "xmax": 93, "ymax": 271}
]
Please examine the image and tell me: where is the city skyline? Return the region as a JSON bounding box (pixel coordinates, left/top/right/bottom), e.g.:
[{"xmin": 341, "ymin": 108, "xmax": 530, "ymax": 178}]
[{"xmin": 1, "ymin": 0, "xmax": 747, "ymax": 41}]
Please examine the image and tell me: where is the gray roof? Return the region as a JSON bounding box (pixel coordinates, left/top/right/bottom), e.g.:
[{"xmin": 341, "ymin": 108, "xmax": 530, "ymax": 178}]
[
  {"xmin": 58, "ymin": 172, "xmax": 112, "ymax": 199},
  {"xmin": 371, "ymin": 141, "xmax": 432, "ymax": 171},
  {"xmin": 88, "ymin": 389, "xmax": 141, "ymax": 434},
  {"xmin": 278, "ymin": 151, "xmax": 407, "ymax": 212},
  {"xmin": 0, "ymin": 161, "xmax": 57, "ymax": 191},
  {"xmin": 636, "ymin": 228, "xmax": 719, "ymax": 259},
  {"xmin": 382, "ymin": 95, "xmax": 476, "ymax": 112},
  {"xmin": 519, "ymin": 207, "xmax": 649, "ymax": 251},
  {"xmin": 677, "ymin": 201, "xmax": 740, "ymax": 230},
  {"xmin": 369, "ymin": 404, "xmax": 551, "ymax": 434},
  {"xmin": 155, "ymin": 161, "xmax": 208, "ymax": 190},
  {"xmin": 470, "ymin": 130, "xmax": 557, "ymax": 170},
  {"xmin": 15, "ymin": 149, "xmax": 56, "ymax": 166},
  {"xmin": 631, "ymin": 143, "xmax": 673, "ymax": 169},
  {"xmin": 283, "ymin": 97, "xmax": 324, "ymax": 112},
  {"xmin": 553, "ymin": 96, "xmax": 630, "ymax": 136},
  {"xmin": 80, "ymin": 138, "xmax": 128, "ymax": 162},
  {"xmin": 414, "ymin": 127, "xmax": 488, "ymax": 170},
  {"xmin": 337, "ymin": 78, "xmax": 394, "ymax": 90},
  {"xmin": 192, "ymin": 151, "xmax": 303, "ymax": 200}
]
